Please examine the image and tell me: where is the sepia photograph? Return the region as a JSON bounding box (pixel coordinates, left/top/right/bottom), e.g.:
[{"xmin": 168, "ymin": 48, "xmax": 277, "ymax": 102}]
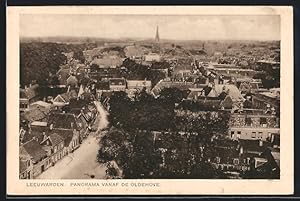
[{"xmin": 7, "ymin": 6, "xmax": 293, "ymax": 195}]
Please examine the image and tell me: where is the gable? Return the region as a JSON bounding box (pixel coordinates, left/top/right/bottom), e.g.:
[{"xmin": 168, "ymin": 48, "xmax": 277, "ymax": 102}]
[
  {"xmin": 53, "ymin": 95, "xmax": 66, "ymax": 103},
  {"xmin": 40, "ymin": 137, "xmax": 52, "ymax": 147}
]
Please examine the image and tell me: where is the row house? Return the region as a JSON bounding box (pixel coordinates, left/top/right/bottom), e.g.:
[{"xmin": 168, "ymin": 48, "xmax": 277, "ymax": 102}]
[
  {"xmin": 21, "ymin": 139, "xmax": 50, "ymax": 178},
  {"xmin": 229, "ymin": 112, "xmax": 280, "ymax": 141},
  {"xmin": 19, "ymin": 146, "xmax": 34, "ymax": 179},
  {"xmin": 48, "ymin": 112, "xmax": 81, "ymax": 153},
  {"xmin": 19, "ymin": 115, "xmax": 81, "ymax": 178},
  {"xmin": 206, "ymin": 139, "xmax": 251, "ymax": 174}
]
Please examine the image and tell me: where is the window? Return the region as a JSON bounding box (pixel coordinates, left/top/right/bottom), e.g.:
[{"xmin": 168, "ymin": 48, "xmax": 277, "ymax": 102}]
[
  {"xmin": 61, "ymin": 143, "xmax": 64, "ymax": 149},
  {"xmin": 245, "ymin": 117, "xmax": 252, "ymax": 126},
  {"xmin": 237, "ymin": 131, "xmax": 241, "ymax": 139},
  {"xmin": 258, "ymin": 132, "xmax": 263, "ymax": 139},
  {"xmin": 231, "ymin": 131, "xmax": 234, "ymax": 138},
  {"xmin": 54, "ymin": 146, "xmax": 57, "ymax": 153},
  {"xmin": 216, "ymin": 157, "xmax": 221, "ymax": 163},
  {"xmin": 251, "ymin": 132, "xmax": 256, "ymax": 138},
  {"xmin": 233, "ymin": 159, "xmax": 239, "ymax": 165},
  {"xmin": 247, "ymin": 157, "xmax": 251, "ymax": 165},
  {"xmin": 260, "ymin": 117, "xmax": 267, "ymax": 125}
]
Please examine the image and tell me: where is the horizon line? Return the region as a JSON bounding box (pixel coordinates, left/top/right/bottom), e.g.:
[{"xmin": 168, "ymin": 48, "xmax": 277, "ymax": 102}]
[{"xmin": 20, "ymin": 36, "xmax": 280, "ymax": 42}]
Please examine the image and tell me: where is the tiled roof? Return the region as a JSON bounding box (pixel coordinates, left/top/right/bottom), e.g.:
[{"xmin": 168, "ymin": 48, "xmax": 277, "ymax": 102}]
[
  {"xmin": 21, "ymin": 107, "xmax": 49, "ymax": 122},
  {"xmin": 22, "ymin": 127, "xmax": 48, "ymax": 144},
  {"xmin": 20, "ymin": 146, "xmax": 30, "ymax": 159},
  {"xmin": 23, "ymin": 140, "xmax": 47, "ymax": 163},
  {"xmin": 51, "ymin": 128, "xmax": 74, "ymax": 146},
  {"xmin": 48, "ymin": 112, "xmax": 78, "ymax": 130},
  {"xmin": 48, "ymin": 133, "xmax": 64, "ymax": 146},
  {"xmin": 58, "ymin": 90, "xmax": 78, "ymax": 103},
  {"xmin": 208, "ymin": 84, "xmax": 245, "ymax": 102}
]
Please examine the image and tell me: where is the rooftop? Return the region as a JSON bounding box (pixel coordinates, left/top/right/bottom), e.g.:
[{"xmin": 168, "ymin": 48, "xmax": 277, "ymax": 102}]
[{"xmin": 22, "ymin": 139, "xmax": 47, "ymax": 163}]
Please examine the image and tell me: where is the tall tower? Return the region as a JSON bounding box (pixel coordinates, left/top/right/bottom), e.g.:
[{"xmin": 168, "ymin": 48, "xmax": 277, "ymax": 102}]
[{"xmin": 155, "ymin": 25, "xmax": 160, "ymax": 43}]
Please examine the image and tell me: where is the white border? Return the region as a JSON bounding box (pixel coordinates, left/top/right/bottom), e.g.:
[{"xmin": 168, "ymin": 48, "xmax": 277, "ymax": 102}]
[{"xmin": 7, "ymin": 6, "xmax": 294, "ymax": 195}]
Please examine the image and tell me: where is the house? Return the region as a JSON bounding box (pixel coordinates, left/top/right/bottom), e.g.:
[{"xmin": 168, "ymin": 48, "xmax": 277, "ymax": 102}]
[
  {"xmin": 52, "ymin": 90, "xmax": 78, "ymax": 105},
  {"xmin": 109, "ymin": 78, "xmax": 126, "ymax": 91},
  {"xmin": 238, "ymin": 139, "xmax": 279, "ymax": 178},
  {"xmin": 51, "ymin": 128, "xmax": 80, "ymax": 154},
  {"xmin": 19, "ymin": 146, "xmax": 33, "ymax": 179},
  {"xmin": 21, "ymin": 121, "xmax": 49, "ymax": 144},
  {"xmin": 48, "ymin": 112, "xmax": 81, "ymax": 153},
  {"xmin": 206, "ymin": 138, "xmax": 250, "ymax": 174},
  {"xmin": 236, "ymin": 78, "xmax": 262, "ymax": 94},
  {"xmin": 126, "ymin": 80, "xmax": 152, "ymax": 92},
  {"xmin": 229, "ymin": 112, "xmax": 280, "ymax": 141},
  {"xmin": 252, "ymin": 89, "xmax": 280, "ymax": 113},
  {"xmin": 20, "ymin": 106, "xmax": 51, "ymax": 123},
  {"xmin": 40, "ymin": 132, "xmax": 65, "ymax": 165},
  {"xmin": 22, "ymin": 139, "xmax": 51, "ymax": 178},
  {"xmin": 20, "ymin": 84, "xmax": 40, "ymax": 112}
]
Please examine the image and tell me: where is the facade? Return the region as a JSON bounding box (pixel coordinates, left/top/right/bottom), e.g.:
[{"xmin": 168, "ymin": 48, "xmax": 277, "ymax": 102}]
[
  {"xmin": 22, "ymin": 139, "xmax": 50, "ymax": 178},
  {"xmin": 229, "ymin": 112, "xmax": 280, "ymax": 141},
  {"xmin": 109, "ymin": 78, "xmax": 126, "ymax": 91},
  {"xmin": 126, "ymin": 80, "xmax": 152, "ymax": 92},
  {"xmin": 40, "ymin": 133, "xmax": 65, "ymax": 165},
  {"xmin": 19, "ymin": 146, "xmax": 34, "ymax": 179}
]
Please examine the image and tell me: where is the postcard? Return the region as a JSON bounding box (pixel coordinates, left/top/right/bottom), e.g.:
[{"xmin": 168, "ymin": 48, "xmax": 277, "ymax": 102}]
[{"xmin": 7, "ymin": 6, "xmax": 293, "ymax": 195}]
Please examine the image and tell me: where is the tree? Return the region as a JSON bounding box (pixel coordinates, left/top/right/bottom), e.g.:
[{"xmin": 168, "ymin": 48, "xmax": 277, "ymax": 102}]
[
  {"xmin": 158, "ymin": 87, "xmax": 184, "ymax": 105},
  {"xmin": 73, "ymin": 50, "xmax": 85, "ymax": 63},
  {"xmin": 20, "ymin": 42, "xmax": 67, "ymax": 87}
]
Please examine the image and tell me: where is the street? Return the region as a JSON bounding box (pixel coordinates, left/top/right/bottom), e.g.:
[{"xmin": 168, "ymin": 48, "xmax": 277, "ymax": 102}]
[{"xmin": 36, "ymin": 101, "xmax": 109, "ymax": 179}]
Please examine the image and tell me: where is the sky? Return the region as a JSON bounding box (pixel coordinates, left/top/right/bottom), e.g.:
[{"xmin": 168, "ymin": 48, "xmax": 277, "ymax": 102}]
[{"xmin": 20, "ymin": 14, "xmax": 280, "ymax": 41}]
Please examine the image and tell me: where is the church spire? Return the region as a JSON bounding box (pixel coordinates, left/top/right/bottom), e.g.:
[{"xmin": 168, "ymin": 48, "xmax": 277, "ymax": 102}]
[{"xmin": 155, "ymin": 25, "xmax": 160, "ymax": 43}]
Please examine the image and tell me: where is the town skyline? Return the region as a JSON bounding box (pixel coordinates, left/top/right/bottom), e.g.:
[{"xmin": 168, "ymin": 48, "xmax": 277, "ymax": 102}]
[{"xmin": 20, "ymin": 14, "xmax": 280, "ymax": 41}]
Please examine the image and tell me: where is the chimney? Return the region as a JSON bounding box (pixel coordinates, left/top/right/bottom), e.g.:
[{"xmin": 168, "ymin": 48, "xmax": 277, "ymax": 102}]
[
  {"xmin": 49, "ymin": 124, "xmax": 53, "ymax": 130},
  {"xmin": 29, "ymin": 83, "xmax": 32, "ymax": 88},
  {"xmin": 239, "ymin": 146, "xmax": 244, "ymax": 155}
]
